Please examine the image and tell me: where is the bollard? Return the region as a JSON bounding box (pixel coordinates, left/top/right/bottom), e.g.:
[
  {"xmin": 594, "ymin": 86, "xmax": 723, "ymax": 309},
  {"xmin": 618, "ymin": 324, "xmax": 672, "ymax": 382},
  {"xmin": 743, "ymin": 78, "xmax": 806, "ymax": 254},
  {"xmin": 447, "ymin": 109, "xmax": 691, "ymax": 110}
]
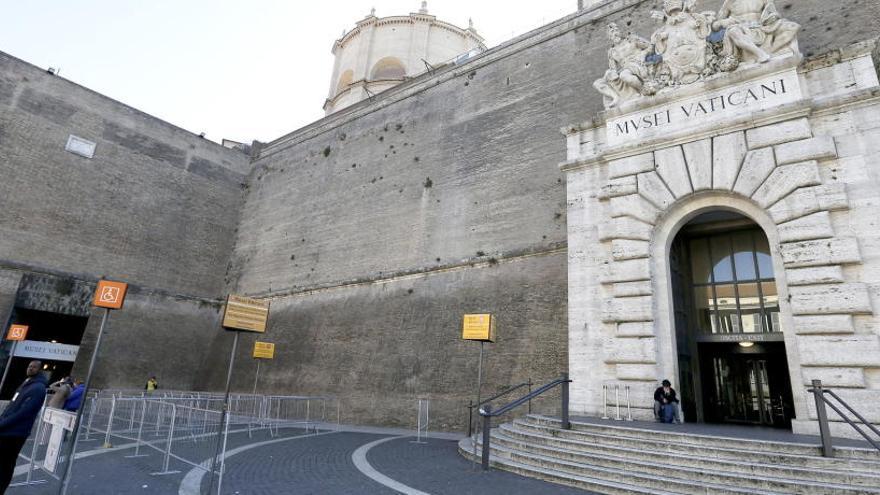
[
  {"xmin": 601, "ymin": 385, "xmax": 609, "ymax": 420},
  {"xmin": 625, "ymin": 385, "xmax": 633, "ymax": 421},
  {"xmin": 481, "ymin": 404, "xmax": 492, "ymax": 471},
  {"xmin": 615, "ymin": 385, "xmax": 621, "ymax": 421}
]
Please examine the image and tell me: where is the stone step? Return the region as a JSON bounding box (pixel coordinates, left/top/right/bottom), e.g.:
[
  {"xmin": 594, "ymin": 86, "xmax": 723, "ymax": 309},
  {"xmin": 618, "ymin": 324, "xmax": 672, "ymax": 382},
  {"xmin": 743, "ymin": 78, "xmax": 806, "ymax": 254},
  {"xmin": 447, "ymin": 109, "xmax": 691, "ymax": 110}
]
[
  {"xmin": 525, "ymin": 415, "xmax": 880, "ymax": 463},
  {"xmin": 462, "ymin": 436, "xmax": 784, "ymax": 495},
  {"xmin": 511, "ymin": 418, "xmax": 880, "ymax": 473},
  {"xmin": 457, "ymin": 437, "xmax": 703, "ymax": 495},
  {"xmin": 492, "ymin": 426, "xmax": 880, "ymax": 493}
]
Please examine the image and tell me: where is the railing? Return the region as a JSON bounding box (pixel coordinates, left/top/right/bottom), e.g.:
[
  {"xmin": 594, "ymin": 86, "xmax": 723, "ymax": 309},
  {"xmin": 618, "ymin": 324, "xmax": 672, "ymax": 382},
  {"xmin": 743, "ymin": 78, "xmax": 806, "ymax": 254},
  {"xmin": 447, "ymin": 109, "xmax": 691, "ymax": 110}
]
[
  {"xmin": 466, "ymin": 379, "xmax": 532, "ymax": 436},
  {"xmin": 478, "ymin": 374, "xmax": 571, "ymax": 470},
  {"xmin": 808, "ymin": 379, "xmax": 880, "ymax": 456}
]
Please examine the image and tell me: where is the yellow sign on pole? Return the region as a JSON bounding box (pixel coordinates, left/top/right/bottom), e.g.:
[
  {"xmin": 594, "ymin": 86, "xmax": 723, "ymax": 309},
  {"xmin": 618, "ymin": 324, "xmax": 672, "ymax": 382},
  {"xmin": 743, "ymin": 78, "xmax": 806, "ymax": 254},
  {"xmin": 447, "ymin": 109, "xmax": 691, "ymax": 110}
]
[
  {"xmin": 222, "ymin": 295, "xmax": 270, "ymax": 333},
  {"xmin": 253, "ymin": 342, "xmax": 275, "ymax": 359},
  {"xmin": 462, "ymin": 314, "xmax": 495, "ymax": 342}
]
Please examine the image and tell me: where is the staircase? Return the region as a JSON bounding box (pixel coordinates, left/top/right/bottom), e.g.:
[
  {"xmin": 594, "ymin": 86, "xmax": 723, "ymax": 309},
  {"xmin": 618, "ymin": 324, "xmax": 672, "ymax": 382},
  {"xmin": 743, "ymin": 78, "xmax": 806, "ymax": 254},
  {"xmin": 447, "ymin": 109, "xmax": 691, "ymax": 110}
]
[{"xmin": 459, "ymin": 415, "xmax": 880, "ymax": 494}]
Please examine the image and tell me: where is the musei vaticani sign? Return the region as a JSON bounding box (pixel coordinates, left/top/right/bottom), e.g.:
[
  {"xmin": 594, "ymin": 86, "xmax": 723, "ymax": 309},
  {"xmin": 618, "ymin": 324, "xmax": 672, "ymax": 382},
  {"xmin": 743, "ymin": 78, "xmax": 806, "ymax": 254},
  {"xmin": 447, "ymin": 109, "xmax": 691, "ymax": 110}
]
[{"xmin": 605, "ymin": 68, "xmax": 801, "ymax": 146}]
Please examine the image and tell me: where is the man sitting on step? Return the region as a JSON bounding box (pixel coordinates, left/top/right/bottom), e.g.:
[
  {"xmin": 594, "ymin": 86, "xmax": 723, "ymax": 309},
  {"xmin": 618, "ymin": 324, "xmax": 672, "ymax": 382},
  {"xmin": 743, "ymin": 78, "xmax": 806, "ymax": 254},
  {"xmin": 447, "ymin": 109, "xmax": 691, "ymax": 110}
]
[{"xmin": 653, "ymin": 379, "xmax": 683, "ymax": 424}]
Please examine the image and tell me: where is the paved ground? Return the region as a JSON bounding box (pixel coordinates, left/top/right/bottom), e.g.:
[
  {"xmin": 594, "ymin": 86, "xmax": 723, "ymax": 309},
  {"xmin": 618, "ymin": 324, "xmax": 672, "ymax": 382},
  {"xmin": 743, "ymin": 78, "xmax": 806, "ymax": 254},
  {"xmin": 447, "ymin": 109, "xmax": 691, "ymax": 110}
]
[{"xmin": 7, "ymin": 426, "xmax": 594, "ymax": 495}]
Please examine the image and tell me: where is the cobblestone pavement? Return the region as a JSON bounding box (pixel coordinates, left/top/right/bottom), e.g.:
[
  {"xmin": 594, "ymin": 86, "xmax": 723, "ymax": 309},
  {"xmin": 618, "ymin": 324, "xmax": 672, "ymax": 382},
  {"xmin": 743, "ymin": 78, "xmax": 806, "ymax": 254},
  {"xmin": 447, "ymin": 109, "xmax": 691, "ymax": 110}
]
[{"xmin": 7, "ymin": 428, "xmax": 594, "ymax": 495}]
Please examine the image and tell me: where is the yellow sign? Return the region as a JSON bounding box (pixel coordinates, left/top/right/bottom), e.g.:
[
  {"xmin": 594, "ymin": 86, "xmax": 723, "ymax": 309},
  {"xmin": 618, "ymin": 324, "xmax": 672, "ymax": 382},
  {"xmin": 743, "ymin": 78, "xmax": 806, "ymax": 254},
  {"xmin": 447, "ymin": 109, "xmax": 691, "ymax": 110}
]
[
  {"xmin": 6, "ymin": 324, "xmax": 28, "ymax": 341},
  {"xmin": 462, "ymin": 314, "xmax": 495, "ymax": 342},
  {"xmin": 93, "ymin": 280, "xmax": 128, "ymax": 310},
  {"xmin": 253, "ymin": 341, "xmax": 275, "ymax": 359},
  {"xmin": 222, "ymin": 295, "xmax": 270, "ymax": 333}
]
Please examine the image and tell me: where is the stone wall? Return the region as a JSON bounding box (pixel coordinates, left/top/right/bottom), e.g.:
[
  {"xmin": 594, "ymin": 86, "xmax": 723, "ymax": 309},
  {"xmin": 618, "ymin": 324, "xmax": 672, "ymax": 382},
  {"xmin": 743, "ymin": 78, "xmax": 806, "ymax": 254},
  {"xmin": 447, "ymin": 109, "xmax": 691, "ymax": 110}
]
[
  {"xmin": 0, "ymin": 51, "xmax": 249, "ymax": 390},
  {"xmin": 224, "ymin": 0, "xmax": 880, "ymax": 428}
]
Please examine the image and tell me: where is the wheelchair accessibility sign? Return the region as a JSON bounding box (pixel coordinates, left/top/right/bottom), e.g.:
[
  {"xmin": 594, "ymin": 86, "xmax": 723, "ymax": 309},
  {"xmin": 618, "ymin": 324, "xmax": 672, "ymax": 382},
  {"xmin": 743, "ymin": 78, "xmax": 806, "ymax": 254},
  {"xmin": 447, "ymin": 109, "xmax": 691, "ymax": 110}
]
[{"xmin": 93, "ymin": 280, "xmax": 128, "ymax": 309}]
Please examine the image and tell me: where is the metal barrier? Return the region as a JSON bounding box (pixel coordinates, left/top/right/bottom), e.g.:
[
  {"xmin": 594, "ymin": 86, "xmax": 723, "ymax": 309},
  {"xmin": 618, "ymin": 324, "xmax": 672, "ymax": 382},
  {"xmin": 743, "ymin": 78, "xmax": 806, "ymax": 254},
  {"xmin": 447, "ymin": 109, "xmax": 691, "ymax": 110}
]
[
  {"xmin": 601, "ymin": 384, "xmax": 633, "ymax": 422},
  {"xmin": 6, "ymin": 389, "xmax": 353, "ymax": 494}
]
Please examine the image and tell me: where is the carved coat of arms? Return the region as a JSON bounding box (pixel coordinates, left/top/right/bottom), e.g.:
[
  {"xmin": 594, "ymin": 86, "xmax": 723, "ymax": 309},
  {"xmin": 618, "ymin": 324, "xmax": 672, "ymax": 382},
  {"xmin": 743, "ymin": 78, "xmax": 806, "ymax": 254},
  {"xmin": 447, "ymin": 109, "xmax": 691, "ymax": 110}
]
[{"xmin": 593, "ymin": 0, "xmax": 800, "ymax": 109}]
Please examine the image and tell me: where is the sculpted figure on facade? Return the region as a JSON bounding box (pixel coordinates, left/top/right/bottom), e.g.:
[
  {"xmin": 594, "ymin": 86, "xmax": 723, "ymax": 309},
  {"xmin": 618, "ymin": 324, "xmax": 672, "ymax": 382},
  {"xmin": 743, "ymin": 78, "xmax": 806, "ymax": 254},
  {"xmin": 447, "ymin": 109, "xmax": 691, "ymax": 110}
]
[
  {"xmin": 593, "ymin": 23, "xmax": 652, "ymax": 108},
  {"xmin": 594, "ymin": 0, "xmax": 801, "ymax": 109},
  {"xmin": 651, "ymin": 0, "xmax": 714, "ymax": 85},
  {"xmin": 713, "ymin": 0, "xmax": 800, "ymax": 65}
]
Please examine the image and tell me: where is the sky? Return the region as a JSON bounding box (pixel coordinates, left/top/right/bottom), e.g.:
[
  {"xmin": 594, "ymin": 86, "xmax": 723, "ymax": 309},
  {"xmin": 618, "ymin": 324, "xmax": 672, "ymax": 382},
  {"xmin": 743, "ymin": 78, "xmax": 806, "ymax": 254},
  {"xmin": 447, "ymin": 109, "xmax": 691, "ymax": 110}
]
[{"xmin": 1, "ymin": 1, "xmax": 575, "ymax": 143}]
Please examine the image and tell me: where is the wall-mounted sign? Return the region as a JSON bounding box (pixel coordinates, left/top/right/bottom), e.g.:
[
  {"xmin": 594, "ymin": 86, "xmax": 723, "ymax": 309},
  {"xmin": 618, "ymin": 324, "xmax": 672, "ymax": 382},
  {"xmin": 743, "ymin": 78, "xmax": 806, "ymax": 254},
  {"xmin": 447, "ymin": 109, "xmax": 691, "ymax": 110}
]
[
  {"xmin": 253, "ymin": 341, "xmax": 275, "ymax": 359},
  {"xmin": 222, "ymin": 295, "xmax": 270, "ymax": 333},
  {"xmin": 6, "ymin": 324, "xmax": 28, "ymax": 341},
  {"xmin": 14, "ymin": 340, "xmax": 79, "ymax": 362},
  {"xmin": 462, "ymin": 314, "xmax": 495, "ymax": 342},
  {"xmin": 65, "ymin": 135, "xmax": 97, "ymax": 159},
  {"xmin": 93, "ymin": 280, "xmax": 128, "ymax": 310}
]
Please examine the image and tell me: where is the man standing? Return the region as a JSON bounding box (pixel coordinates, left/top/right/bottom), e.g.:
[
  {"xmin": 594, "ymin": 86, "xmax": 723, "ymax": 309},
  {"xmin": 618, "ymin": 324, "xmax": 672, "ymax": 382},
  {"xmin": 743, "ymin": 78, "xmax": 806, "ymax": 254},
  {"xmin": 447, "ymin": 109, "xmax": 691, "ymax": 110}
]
[
  {"xmin": 0, "ymin": 360, "xmax": 48, "ymax": 492},
  {"xmin": 145, "ymin": 376, "xmax": 158, "ymax": 392}
]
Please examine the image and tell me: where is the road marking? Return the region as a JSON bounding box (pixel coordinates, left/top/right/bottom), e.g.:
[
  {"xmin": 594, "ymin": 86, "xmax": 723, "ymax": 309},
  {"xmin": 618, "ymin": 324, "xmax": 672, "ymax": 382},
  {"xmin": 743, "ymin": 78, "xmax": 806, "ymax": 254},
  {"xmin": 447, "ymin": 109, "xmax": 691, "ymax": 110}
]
[
  {"xmin": 178, "ymin": 430, "xmax": 340, "ymax": 495},
  {"xmin": 351, "ymin": 436, "xmax": 431, "ymax": 495}
]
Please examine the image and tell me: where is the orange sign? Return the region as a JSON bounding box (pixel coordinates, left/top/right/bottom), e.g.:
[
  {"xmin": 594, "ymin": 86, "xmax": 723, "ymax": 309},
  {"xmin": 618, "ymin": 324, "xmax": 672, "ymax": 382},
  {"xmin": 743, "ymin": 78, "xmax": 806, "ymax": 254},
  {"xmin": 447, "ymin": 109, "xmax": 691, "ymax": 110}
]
[
  {"xmin": 93, "ymin": 280, "xmax": 128, "ymax": 309},
  {"xmin": 6, "ymin": 324, "xmax": 28, "ymax": 341}
]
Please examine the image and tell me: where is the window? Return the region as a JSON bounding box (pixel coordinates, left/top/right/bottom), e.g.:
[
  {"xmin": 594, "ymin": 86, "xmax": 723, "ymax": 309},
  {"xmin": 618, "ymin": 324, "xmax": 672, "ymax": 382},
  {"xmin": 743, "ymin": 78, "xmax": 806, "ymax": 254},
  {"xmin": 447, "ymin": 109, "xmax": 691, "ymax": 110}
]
[
  {"xmin": 336, "ymin": 70, "xmax": 354, "ymax": 94},
  {"xmin": 687, "ymin": 228, "xmax": 779, "ymax": 334},
  {"xmin": 370, "ymin": 57, "xmax": 406, "ymax": 80}
]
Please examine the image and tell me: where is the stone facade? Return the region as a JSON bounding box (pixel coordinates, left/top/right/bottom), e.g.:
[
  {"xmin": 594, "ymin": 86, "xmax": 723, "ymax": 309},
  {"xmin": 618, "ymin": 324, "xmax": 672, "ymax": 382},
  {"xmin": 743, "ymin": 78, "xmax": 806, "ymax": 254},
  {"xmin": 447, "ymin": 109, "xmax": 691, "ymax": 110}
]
[{"xmin": 564, "ymin": 32, "xmax": 880, "ymax": 436}]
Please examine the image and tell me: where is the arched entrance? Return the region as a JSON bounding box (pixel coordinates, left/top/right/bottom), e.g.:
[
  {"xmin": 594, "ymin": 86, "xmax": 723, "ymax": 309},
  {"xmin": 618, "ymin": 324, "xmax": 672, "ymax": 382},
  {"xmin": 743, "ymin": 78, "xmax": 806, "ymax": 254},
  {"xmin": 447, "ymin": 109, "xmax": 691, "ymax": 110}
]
[{"xmin": 670, "ymin": 211, "xmax": 795, "ymax": 427}]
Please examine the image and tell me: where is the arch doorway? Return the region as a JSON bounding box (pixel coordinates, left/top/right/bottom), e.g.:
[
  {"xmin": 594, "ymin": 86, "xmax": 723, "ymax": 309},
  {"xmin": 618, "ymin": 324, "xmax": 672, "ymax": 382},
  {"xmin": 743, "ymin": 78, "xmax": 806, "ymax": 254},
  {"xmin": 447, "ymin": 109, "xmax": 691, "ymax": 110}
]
[{"xmin": 670, "ymin": 210, "xmax": 795, "ymax": 428}]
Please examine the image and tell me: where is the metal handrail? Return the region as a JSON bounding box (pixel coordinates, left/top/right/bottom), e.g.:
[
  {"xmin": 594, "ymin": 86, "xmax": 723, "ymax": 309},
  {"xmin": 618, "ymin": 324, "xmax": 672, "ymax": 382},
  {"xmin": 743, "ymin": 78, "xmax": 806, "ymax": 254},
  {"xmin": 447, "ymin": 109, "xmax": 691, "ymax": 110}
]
[
  {"xmin": 477, "ymin": 373, "xmax": 571, "ymax": 470},
  {"xmin": 808, "ymin": 379, "xmax": 880, "ymax": 456},
  {"xmin": 466, "ymin": 379, "xmax": 532, "ymax": 436}
]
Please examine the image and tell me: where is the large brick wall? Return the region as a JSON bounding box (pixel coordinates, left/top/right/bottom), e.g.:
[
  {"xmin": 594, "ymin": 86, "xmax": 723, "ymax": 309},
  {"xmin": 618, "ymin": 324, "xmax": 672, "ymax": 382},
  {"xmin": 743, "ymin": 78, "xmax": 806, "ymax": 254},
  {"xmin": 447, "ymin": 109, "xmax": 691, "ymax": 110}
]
[{"xmin": 220, "ymin": 0, "xmax": 880, "ymax": 428}]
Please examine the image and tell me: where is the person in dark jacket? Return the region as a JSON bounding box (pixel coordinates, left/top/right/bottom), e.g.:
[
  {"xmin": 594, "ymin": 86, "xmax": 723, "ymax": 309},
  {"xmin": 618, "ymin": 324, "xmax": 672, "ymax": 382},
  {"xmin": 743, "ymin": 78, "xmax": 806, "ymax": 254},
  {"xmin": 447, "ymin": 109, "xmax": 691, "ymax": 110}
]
[
  {"xmin": 653, "ymin": 379, "xmax": 680, "ymax": 424},
  {"xmin": 0, "ymin": 360, "xmax": 48, "ymax": 492},
  {"xmin": 64, "ymin": 379, "xmax": 84, "ymax": 412}
]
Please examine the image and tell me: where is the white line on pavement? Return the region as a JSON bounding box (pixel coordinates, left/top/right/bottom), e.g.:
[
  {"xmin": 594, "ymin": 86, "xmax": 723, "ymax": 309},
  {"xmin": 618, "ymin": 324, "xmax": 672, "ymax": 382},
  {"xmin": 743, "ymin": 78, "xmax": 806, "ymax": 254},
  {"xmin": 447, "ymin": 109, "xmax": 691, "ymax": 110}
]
[
  {"xmin": 351, "ymin": 436, "xmax": 432, "ymax": 495},
  {"xmin": 177, "ymin": 430, "xmax": 340, "ymax": 495}
]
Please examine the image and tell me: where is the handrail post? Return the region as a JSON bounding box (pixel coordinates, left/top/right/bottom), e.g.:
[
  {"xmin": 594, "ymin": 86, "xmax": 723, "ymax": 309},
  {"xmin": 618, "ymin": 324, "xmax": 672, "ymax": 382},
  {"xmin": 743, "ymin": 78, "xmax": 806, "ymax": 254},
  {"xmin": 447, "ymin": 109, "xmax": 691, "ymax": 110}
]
[
  {"xmin": 812, "ymin": 380, "xmax": 834, "ymax": 457},
  {"xmin": 527, "ymin": 378, "xmax": 533, "ymax": 415},
  {"xmin": 561, "ymin": 373, "xmax": 571, "ymax": 430},
  {"xmin": 481, "ymin": 404, "xmax": 492, "ymax": 471}
]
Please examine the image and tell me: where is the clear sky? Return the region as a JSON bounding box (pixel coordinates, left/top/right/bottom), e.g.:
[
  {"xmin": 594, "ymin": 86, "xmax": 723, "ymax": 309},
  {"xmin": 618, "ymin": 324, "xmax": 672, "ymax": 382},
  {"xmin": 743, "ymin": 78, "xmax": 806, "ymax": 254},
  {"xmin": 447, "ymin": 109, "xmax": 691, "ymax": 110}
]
[{"xmin": 1, "ymin": 1, "xmax": 575, "ymax": 143}]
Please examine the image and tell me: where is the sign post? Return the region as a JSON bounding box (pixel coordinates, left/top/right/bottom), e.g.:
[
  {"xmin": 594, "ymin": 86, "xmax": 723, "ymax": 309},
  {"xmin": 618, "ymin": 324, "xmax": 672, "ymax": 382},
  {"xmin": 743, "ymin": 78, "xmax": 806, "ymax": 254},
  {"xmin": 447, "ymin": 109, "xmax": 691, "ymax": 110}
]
[
  {"xmin": 0, "ymin": 324, "xmax": 29, "ymax": 393},
  {"xmin": 461, "ymin": 314, "xmax": 495, "ymax": 468},
  {"xmin": 207, "ymin": 295, "xmax": 270, "ymax": 495},
  {"xmin": 60, "ymin": 279, "xmax": 128, "ymax": 495},
  {"xmin": 251, "ymin": 342, "xmax": 275, "ymax": 396}
]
